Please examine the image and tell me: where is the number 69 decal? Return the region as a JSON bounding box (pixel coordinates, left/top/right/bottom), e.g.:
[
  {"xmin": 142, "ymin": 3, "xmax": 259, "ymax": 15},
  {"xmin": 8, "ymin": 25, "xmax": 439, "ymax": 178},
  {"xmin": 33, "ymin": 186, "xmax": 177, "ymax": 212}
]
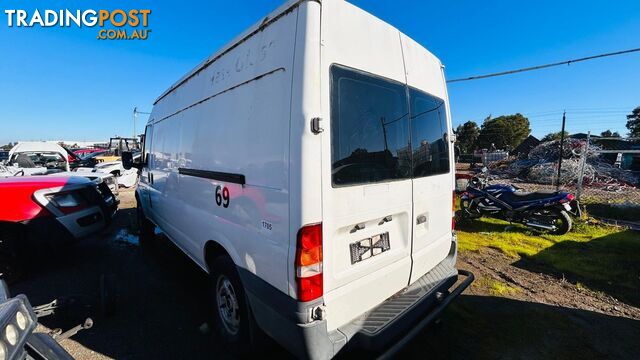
[{"xmin": 215, "ymin": 185, "xmax": 230, "ymax": 208}]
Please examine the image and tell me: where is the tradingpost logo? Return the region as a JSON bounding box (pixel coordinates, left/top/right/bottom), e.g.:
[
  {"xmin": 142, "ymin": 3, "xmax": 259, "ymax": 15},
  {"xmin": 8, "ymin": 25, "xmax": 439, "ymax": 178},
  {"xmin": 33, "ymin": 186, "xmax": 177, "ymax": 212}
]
[{"xmin": 3, "ymin": 9, "xmax": 152, "ymax": 40}]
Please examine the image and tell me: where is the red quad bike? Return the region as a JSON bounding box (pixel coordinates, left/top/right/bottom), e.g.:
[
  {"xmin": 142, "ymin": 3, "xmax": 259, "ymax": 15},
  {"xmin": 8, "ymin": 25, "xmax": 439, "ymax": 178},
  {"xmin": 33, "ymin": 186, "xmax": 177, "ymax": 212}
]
[{"xmin": 0, "ymin": 176, "xmax": 117, "ymax": 283}]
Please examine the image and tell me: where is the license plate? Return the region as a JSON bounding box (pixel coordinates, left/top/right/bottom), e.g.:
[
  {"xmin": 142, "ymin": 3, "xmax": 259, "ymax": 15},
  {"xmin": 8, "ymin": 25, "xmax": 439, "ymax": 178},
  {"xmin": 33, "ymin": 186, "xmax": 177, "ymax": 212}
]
[
  {"xmin": 350, "ymin": 232, "xmax": 390, "ymax": 265},
  {"xmin": 563, "ymin": 203, "xmax": 572, "ymax": 211}
]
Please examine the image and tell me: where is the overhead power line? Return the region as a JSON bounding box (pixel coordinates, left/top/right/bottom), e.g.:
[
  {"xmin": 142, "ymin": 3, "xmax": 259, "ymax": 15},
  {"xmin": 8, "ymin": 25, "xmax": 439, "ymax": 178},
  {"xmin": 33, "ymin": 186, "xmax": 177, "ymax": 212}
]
[{"xmin": 447, "ymin": 47, "xmax": 640, "ymax": 83}]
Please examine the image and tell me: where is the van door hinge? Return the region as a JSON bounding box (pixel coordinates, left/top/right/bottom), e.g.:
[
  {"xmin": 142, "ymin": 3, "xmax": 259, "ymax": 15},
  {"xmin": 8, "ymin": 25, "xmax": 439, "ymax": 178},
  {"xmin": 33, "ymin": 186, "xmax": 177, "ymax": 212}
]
[{"xmin": 311, "ymin": 117, "xmax": 323, "ymax": 134}]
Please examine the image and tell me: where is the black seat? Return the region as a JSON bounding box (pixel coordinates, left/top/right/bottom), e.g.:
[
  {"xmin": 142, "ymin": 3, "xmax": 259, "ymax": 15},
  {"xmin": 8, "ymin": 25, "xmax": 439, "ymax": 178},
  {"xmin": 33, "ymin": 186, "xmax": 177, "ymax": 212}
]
[{"xmin": 500, "ymin": 190, "xmax": 559, "ymax": 203}]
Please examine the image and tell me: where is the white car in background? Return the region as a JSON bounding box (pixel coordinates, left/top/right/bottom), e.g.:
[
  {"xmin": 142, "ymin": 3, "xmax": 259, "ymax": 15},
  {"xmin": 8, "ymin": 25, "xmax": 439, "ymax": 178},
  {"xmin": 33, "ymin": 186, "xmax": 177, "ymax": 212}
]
[
  {"xmin": 75, "ymin": 152, "xmax": 140, "ymax": 188},
  {"xmin": 6, "ymin": 142, "xmax": 71, "ymax": 174},
  {"xmin": 52, "ymin": 171, "xmax": 119, "ymax": 198},
  {"xmin": 0, "ymin": 164, "xmax": 48, "ymax": 177}
]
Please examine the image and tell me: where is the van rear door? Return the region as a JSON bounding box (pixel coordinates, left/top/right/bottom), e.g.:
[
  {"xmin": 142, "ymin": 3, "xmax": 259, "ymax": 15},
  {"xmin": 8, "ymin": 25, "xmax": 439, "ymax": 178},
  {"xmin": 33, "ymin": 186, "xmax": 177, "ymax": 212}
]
[
  {"xmin": 321, "ymin": 65, "xmax": 414, "ymax": 330},
  {"xmin": 400, "ymin": 34, "xmax": 455, "ymax": 283}
]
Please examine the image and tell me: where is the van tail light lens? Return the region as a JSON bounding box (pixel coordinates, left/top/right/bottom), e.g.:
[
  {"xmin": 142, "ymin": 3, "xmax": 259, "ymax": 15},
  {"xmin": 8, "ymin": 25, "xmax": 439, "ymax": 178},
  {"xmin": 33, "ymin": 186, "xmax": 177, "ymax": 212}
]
[
  {"xmin": 295, "ymin": 223, "xmax": 323, "ymax": 302},
  {"xmin": 452, "ymin": 191, "xmax": 456, "ymax": 231}
]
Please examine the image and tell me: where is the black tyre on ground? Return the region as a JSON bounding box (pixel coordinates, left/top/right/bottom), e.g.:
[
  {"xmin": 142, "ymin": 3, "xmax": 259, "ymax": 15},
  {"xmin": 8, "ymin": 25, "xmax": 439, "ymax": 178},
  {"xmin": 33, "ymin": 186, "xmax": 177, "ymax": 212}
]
[
  {"xmin": 136, "ymin": 197, "xmax": 155, "ymax": 243},
  {"xmin": 208, "ymin": 255, "xmax": 260, "ymax": 353}
]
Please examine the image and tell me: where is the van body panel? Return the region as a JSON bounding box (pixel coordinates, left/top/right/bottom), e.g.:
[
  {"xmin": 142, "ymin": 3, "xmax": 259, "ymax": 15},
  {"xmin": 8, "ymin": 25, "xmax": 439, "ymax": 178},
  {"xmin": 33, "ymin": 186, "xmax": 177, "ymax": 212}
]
[
  {"xmin": 144, "ymin": 5, "xmax": 299, "ymax": 294},
  {"xmin": 287, "ymin": 1, "xmax": 324, "ymax": 297}
]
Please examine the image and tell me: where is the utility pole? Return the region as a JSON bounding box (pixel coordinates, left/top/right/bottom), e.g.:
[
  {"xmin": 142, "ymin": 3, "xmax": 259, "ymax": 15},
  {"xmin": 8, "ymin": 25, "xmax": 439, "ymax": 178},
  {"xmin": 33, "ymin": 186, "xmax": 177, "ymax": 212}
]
[
  {"xmin": 133, "ymin": 107, "xmax": 152, "ymax": 139},
  {"xmin": 556, "ymin": 111, "xmax": 567, "ymax": 190},
  {"xmin": 133, "ymin": 107, "xmax": 137, "ymax": 139},
  {"xmin": 381, "ymin": 117, "xmax": 389, "ymax": 151}
]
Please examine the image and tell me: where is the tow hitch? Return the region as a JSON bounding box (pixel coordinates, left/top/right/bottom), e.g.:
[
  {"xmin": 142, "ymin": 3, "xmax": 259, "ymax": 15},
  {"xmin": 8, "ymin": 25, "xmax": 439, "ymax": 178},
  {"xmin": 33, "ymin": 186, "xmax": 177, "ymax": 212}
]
[
  {"xmin": 51, "ymin": 318, "xmax": 94, "ymax": 341},
  {"xmin": 34, "ymin": 298, "xmax": 95, "ymax": 340}
]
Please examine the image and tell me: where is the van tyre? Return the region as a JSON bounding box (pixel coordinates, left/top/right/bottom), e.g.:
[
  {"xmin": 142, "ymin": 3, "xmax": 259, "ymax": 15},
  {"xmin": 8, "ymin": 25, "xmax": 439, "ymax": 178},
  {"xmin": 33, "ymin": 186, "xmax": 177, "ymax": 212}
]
[
  {"xmin": 136, "ymin": 199, "xmax": 155, "ymax": 244},
  {"xmin": 209, "ymin": 255, "xmax": 260, "ymax": 353}
]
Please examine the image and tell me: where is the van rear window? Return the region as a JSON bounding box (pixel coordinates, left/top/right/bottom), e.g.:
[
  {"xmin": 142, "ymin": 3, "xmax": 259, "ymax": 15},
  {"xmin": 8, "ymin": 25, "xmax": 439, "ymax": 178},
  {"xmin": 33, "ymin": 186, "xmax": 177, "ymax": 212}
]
[
  {"xmin": 330, "ymin": 65, "xmax": 449, "ymax": 186},
  {"xmin": 410, "ymin": 88, "xmax": 450, "ymax": 177},
  {"xmin": 330, "ymin": 65, "xmax": 411, "ymax": 186}
]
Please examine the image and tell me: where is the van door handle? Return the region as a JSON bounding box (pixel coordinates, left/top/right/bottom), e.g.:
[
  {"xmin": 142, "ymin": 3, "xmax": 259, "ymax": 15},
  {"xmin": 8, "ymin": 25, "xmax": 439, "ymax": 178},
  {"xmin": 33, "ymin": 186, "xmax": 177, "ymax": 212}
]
[
  {"xmin": 416, "ymin": 215, "xmax": 427, "ymax": 225},
  {"xmin": 350, "ymin": 223, "xmax": 365, "ymax": 233}
]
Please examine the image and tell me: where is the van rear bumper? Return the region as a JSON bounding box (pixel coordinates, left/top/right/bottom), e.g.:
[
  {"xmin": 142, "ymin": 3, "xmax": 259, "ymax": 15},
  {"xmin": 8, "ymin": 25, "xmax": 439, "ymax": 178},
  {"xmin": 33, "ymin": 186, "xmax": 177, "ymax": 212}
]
[
  {"xmin": 241, "ymin": 243, "xmax": 474, "ymax": 359},
  {"xmin": 376, "ymin": 269, "xmax": 474, "ymax": 359}
]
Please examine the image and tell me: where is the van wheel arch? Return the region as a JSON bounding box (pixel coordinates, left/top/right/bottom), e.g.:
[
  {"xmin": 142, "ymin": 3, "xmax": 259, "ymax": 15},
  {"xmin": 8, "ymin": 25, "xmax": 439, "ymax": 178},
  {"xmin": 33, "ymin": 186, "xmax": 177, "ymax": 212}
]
[
  {"xmin": 204, "ymin": 241, "xmax": 231, "ymax": 273},
  {"xmin": 205, "ymin": 242, "xmax": 263, "ymax": 351}
]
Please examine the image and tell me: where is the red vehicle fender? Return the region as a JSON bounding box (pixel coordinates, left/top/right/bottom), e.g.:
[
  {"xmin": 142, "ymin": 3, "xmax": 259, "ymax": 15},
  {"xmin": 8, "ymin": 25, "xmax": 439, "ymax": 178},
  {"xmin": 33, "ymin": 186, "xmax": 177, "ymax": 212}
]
[{"xmin": 0, "ymin": 177, "xmax": 76, "ymax": 222}]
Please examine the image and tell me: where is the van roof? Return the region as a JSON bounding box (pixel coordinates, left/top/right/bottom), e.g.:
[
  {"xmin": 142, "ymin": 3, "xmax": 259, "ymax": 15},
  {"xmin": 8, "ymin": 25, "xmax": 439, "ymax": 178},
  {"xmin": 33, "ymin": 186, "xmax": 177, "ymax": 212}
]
[
  {"xmin": 153, "ymin": 0, "xmax": 442, "ymax": 108},
  {"xmin": 154, "ymin": 0, "xmax": 311, "ymax": 105}
]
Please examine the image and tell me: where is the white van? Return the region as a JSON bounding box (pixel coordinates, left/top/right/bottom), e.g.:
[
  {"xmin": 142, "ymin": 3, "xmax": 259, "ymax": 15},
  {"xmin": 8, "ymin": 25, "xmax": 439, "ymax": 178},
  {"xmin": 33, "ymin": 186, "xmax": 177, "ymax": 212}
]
[{"xmin": 126, "ymin": 0, "xmax": 473, "ymax": 358}]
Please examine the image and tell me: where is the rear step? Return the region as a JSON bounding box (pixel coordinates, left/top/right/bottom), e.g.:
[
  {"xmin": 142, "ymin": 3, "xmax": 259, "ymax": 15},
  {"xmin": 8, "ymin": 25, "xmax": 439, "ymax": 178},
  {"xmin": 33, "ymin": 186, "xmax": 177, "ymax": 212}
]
[{"xmin": 337, "ymin": 254, "xmax": 465, "ymax": 351}]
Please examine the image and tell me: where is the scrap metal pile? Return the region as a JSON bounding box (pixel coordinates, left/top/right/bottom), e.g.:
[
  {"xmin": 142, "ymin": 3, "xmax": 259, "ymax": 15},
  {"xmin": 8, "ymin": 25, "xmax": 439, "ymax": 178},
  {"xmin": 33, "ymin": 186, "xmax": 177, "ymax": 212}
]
[{"xmin": 488, "ymin": 139, "xmax": 639, "ymax": 189}]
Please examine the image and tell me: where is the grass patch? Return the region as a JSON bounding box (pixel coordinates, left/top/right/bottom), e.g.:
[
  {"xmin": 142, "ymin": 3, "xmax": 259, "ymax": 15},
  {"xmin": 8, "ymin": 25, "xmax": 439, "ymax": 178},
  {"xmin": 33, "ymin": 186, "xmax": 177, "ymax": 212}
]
[
  {"xmin": 456, "ymin": 217, "xmax": 617, "ymax": 257},
  {"xmin": 476, "ymin": 277, "xmax": 520, "ymax": 296},
  {"xmin": 456, "ymin": 216, "xmax": 640, "ymax": 304}
]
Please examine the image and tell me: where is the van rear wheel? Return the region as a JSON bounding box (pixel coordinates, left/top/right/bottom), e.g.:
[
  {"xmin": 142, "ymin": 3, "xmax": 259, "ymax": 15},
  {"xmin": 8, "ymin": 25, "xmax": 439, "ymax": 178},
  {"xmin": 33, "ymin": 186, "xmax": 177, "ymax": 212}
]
[{"xmin": 209, "ymin": 256, "xmax": 259, "ymax": 352}]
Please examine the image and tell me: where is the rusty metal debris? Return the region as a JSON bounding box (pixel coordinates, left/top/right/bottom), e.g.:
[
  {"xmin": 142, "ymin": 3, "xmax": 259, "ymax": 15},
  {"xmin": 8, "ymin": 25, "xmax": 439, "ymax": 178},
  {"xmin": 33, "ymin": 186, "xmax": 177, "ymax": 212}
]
[{"xmin": 488, "ymin": 139, "xmax": 639, "ymax": 189}]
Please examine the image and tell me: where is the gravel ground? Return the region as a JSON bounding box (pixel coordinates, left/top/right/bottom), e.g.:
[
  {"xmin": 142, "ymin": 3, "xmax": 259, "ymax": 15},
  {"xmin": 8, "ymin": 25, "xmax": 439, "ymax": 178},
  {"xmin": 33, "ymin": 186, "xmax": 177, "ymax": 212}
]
[
  {"xmin": 13, "ymin": 188, "xmax": 262, "ymax": 359},
  {"xmin": 12, "ymin": 188, "xmax": 640, "ymax": 359}
]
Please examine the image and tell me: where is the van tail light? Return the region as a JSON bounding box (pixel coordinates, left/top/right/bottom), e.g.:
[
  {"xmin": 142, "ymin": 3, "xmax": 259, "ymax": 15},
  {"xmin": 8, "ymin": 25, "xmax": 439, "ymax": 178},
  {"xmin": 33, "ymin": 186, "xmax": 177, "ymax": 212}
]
[
  {"xmin": 452, "ymin": 191, "xmax": 456, "ymax": 231},
  {"xmin": 295, "ymin": 223, "xmax": 323, "ymax": 302}
]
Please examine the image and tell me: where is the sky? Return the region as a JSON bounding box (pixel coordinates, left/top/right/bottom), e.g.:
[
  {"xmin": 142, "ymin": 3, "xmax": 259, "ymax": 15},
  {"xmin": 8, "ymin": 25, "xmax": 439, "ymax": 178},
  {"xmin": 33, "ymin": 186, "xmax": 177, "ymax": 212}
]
[{"xmin": 0, "ymin": 0, "xmax": 638, "ymax": 145}]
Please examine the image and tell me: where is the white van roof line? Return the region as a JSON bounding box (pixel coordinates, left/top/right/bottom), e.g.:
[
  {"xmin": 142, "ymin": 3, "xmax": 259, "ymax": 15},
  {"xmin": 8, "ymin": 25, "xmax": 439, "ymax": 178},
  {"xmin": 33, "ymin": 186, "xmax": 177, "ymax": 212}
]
[{"xmin": 154, "ymin": 0, "xmax": 318, "ymax": 106}]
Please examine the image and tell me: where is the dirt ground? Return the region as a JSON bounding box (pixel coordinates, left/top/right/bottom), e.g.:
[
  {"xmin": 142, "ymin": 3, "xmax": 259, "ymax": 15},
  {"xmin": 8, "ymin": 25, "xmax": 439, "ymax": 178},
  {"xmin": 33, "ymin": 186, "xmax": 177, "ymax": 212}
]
[
  {"xmin": 400, "ymin": 249, "xmax": 640, "ymax": 359},
  {"xmin": 12, "ymin": 188, "xmax": 640, "ymax": 359}
]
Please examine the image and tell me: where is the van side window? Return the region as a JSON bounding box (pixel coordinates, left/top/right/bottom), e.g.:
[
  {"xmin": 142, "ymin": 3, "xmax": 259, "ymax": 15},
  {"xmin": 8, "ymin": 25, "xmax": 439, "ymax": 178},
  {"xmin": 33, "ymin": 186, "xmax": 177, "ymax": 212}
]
[
  {"xmin": 409, "ymin": 89, "xmax": 449, "ymax": 177},
  {"xmin": 330, "ymin": 65, "xmax": 411, "ymax": 186}
]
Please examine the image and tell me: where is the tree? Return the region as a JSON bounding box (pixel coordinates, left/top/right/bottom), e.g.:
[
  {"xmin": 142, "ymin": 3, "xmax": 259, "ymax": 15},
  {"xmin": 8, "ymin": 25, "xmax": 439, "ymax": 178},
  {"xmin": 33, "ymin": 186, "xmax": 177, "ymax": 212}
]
[
  {"xmin": 600, "ymin": 129, "xmax": 620, "ymax": 138},
  {"xmin": 541, "ymin": 131, "xmax": 570, "ymax": 142},
  {"xmin": 476, "ymin": 113, "xmax": 531, "ymax": 150},
  {"xmin": 454, "ymin": 121, "xmax": 480, "ymax": 153},
  {"xmin": 626, "ymin": 106, "xmax": 640, "ymax": 137}
]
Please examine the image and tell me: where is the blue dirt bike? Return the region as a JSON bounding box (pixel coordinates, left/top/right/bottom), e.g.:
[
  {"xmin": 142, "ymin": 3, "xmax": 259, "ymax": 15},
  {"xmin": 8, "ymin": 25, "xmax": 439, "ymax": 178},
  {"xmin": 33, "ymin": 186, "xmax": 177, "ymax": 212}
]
[{"xmin": 459, "ymin": 173, "xmax": 577, "ymax": 235}]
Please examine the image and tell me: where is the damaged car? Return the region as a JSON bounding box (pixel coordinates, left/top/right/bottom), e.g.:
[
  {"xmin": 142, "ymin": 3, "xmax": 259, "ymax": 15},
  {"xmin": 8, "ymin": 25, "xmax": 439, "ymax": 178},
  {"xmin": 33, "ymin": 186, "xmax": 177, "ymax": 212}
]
[
  {"xmin": 6, "ymin": 142, "xmax": 71, "ymax": 175},
  {"xmin": 0, "ymin": 176, "xmax": 117, "ymax": 283},
  {"xmin": 75, "ymin": 152, "xmax": 140, "ymax": 188}
]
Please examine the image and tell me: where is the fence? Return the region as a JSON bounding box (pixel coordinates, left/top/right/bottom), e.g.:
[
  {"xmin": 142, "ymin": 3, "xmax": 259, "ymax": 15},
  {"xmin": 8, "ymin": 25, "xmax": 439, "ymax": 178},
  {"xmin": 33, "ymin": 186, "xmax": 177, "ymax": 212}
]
[
  {"xmin": 573, "ymin": 135, "xmax": 640, "ymax": 222},
  {"xmin": 456, "ymin": 135, "xmax": 640, "ymax": 223}
]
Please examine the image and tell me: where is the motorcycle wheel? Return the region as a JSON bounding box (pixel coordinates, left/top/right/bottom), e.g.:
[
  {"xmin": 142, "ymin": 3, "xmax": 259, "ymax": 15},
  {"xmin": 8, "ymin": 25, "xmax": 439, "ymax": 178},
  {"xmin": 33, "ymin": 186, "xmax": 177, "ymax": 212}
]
[
  {"xmin": 550, "ymin": 210, "xmax": 572, "ymax": 235},
  {"xmin": 530, "ymin": 209, "xmax": 571, "ymax": 235}
]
